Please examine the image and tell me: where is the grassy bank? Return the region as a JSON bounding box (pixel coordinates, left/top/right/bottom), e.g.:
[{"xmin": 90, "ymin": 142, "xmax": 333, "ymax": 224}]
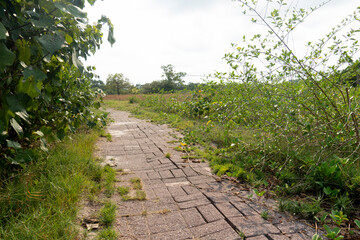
[{"xmin": 0, "ymin": 129, "xmax": 104, "ymax": 239}]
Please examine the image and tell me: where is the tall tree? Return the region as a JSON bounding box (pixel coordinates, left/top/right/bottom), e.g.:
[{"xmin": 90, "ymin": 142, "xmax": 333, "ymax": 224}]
[
  {"xmin": 105, "ymin": 73, "xmax": 132, "ymax": 95},
  {"xmin": 160, "ymin": 64, "xmax": 186, "ymax": 91}
]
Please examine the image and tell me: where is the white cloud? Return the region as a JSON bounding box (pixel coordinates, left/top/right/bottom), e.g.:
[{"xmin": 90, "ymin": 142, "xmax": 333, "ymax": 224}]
[{"xmin": 84, "ymin": 0, "xmax": 360, "ymax": 84}]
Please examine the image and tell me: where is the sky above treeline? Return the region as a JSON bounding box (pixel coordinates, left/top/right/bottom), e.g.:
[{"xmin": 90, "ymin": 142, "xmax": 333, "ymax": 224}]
[{"xmin": 84, "ymin": 0, "xmax": 359, "ymax": 85}]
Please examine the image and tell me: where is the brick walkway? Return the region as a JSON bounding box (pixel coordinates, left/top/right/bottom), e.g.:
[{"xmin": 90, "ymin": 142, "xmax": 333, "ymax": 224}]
[{"xmin": 96, "ymin": 109, "xmax": 318, "ymax": 239}]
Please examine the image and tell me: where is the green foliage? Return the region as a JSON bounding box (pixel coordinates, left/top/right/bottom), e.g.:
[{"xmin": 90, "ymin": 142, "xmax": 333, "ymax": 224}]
[
  {"xmin": 97, "ymin": 228, "xmax": 118, "ymax": 240},
  {"xmin": 0, "ymin": 129, "xmax": 102, "ymax": 238},
  {"xmin": 0, "ymin": 0, "xmax": 114, "ymax": 168},
  {"xmin": 117, "ymin": 186, "xmax": 130, "ymax": 196},
  {"xmin": 105, "ymin": 73, "xmax": 132, "ymax": 95},
  {"xmin": 141, "ymin": 64, "xmax": 186, "ymax": 93}
]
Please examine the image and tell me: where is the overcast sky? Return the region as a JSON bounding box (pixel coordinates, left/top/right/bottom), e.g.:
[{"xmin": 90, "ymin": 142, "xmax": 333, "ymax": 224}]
[{"xmin": 84, "ymin": 0, "xmax": 359, "ymax": 84}]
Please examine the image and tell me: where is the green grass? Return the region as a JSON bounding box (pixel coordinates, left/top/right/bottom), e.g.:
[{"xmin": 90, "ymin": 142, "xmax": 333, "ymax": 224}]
[
  {"xmin": 0, "ymin": 129, "xmax": 103, "ymax": 239},
  {"xmin": 97, "ymin": 227, "xmax": 118, "ymax": 240},
  {"xmin": 117, "ymin": 186, "xmax": 130, "ymax": 196},
  {"xmin": 130, "ymin": 177, "xmax": 142, "ymax": 190},
  {"xmin": 99, "ymin": 202, "xmax": 117, "ymax": 227}
]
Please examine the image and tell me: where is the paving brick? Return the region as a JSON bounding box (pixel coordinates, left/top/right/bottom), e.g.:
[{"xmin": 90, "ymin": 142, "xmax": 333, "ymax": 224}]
[
  {"xmin": 215, "ymin": 202, "xmax": 243, "ymax": 218},
  {"xmin": 228, "ymin": 215, "xmax": 268, "ymax": 226},
  {"xmin": 150, "ymin": 227, "xmax": 192, "ymax": 240},
  {"xmin": 126, "ymin": 215, "xmax": 149, "ymax": 236},
  {"xmin": 147, "ymin": 171, "xmax": 161, "ymax": 180},
  {"xmin": 268, "ymin": 234, "xmax": 290, "ymax": 240},
  {"xmin": 203, "ymin": 191, "xmax": 231, "ymax": 202},
  {"xmin": 236, "ymin": 223, "xmax": 280, "ymax": 237},
  {"xmin": 197, "ymin": 204, "xmax": 224, "ymax": 222},
  {"xmin": 191, "ymin": 219, "xmax": 231, "ymax": 238},
  {"xmin": 246, "ymin": 235, "xmax": 269, "ymax": 240},
  {"xmin": 147, "ymin": 214, "xmax": 168, "ymax": 234},
  {"xmin": 182, "ymin": 167, "xmax": 198, "ymax": 177},
  {"xmin": 187, "ymin": 175, "xmax": 214, "ymax": 185},
  {"xmin": 181, "ymin": 208, "xmax": 206, "ymax": 227},
  {"xmin": 202, "ymin": 227, "xmax": 240, "ymax": 239},
  {"xmin": 231, "ymin": 201, "xmax": 258, "ymax": 216},
  {"xmin": 158, "ymin": 170, "xmax": 174, "ymax": 179},
  {"xmin": 182, "ymin": 185, "xmax": 202, "ymax": 195},
  {"xmin": 163, "ymin": 212, "xmax": 188, "ymax": 231},
  {"xmin": 276, "ymin": 221, "xmax": 308, "ymax": 234},
  {"xmin": 167, "ymin": 186, "xmax": 187, "ymax": 197},
  {"xmin": 178, "ymin": 198, "xmax": 210, "ymax": 209},
  {"xmin": 171, "ymin": 169, "xmax": 186, "ymax": 178},
  {"xmin": 173, "ymin": 193, "xmax": 205, "ymax": 203}
]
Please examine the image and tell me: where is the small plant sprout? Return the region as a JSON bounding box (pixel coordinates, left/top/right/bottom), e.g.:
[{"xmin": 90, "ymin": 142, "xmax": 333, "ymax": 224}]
[
  {"xmin": 314, "ymin": 213, "xmax": 328, "ymax": 224},
  {"xmin": 323, "ymin": 225, "xmax": 344, "ymax": 240},
  {"xmin": 261, "ymin": 210, "xmax": 269, "ymax": 220},
  {"xmin": 165, "ymin": 153, "xmax": 171, "ymax": 158},
  {"xmin": 330, "ymin": 210, "xmax": 348, "ymax": 226}
]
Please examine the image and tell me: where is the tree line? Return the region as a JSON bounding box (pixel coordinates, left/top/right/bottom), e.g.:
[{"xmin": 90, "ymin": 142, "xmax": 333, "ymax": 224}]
[{"xmin": 92, "ymin": 64, "xmax": 202, "ymax": 94}]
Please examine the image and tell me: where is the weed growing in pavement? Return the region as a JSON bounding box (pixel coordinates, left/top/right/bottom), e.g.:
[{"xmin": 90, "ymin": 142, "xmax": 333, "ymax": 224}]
[
  {"xmin": 99, "ymin": 202, "xmax": 117, "ymax": 227},
  {"xmin": 117, "ymin": 186, "xmax": 130, "ymax": 196},
  {"xmin": 165, "ymin": 153, "xmax": 171, "ymax": 158},
  {"xmin": 261, "ymin": 210, "xmax": 269, "ymax": 220},
  {"xmin": 96, "ymin": 227, "xmax": 118, "ymax": 240},
  {"xmin": 130, "ymin": 177, "xmax": 142, "ymax": 190}
]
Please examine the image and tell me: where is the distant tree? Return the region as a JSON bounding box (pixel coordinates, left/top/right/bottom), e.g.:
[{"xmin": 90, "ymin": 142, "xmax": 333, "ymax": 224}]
[
  {"xmin": 105, "ymin": 73, "xmax": 132, "ymax": 95},
  {"xmin": 140, "ymin": 65, "xmax": 187, "ymax": 93},
  {"xmin": 160, "ymin": 64, "xmax": 186, "ymax": 91}
]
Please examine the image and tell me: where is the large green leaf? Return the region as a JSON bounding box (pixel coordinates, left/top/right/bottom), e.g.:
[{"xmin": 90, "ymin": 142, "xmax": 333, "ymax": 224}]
[
  {"xmin": 10, "ymin": 118, "xmax": 23, "ymax": 137},
  {"xmin": 0, "ymin": 22, "xmax": 8, "ymax": 40},
  {"xmin": 6, "ymin": 95, "xmax": 30, "ymax": 124},
  {"xmin": 54, "ymin": 2, "xmax": 87, "ymax": 18},
  {"xmin": 31, "ymin": 15, "xmax": 54, "ymax": 29},
  {"xmin": 37, "ymin": 32, "xmax": 65, "ymax": 54},
  {"xmin": 23, "ymin": 66, "xmax": 47, "ymax": 81},
  {"xmin": 6, "ymin": 140, "xmax": 22, "ymax": 149},
  {"xmin": 0, "ymin": 43, "xmax": 16, "ymax": 72}
]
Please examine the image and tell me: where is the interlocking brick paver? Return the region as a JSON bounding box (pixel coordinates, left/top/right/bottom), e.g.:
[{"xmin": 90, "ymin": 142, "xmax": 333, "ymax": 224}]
[
  {"xmin": 181, "ymin": 208, "xmax": 206, "ymax": 227},
  {"xmin": 158, "ymin": 170, "xmax": 174, "ymax": 179},
  {"xmin": 171, "ymin": 169, "xmax": 186, "ymax": 178},
  {"xmin": 215, "ymin": 202, "xmax": 243, "ymax": 218},
  {"xmin": 231, "ymin": 201, "xmax": 258, "ymax": 216},
  {"xmin": 197, "ymin": 204, "xmax": 224, "ymax": 222},
  {"xmin": 95, "ymin": 109, "xmax": 323, "ymax": 240},
  {"xmin": 173, "ymin": 193, "xmax": 204, "ymax": 203},
  {"xmin": 178, "ymin": 198, "xmax": 210, "ymax": 209},
  {"xmin": 191, "ymin": 219, "xmax": 231, "ymax": 238}
]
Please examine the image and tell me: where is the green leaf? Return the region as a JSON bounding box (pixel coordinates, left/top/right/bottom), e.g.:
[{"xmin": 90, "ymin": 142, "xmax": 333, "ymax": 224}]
[
  {"xmin": 355, "ymin": 219, "xmax": 360, "ymax": 228},
  {"xmin": 31, "ymin": 15, "xmax": 54, "ymax": 28},
  {"xmin": 0, "ymin": 22, "xmax": 8, "ymax": 40},
  {"xmin": 0, "ymin": 43, "xmax": 16, "ymax": 72},
  {"xmin": 72, "ymin": 49, "xmax": 84, "ymax": 71},
  {"xmin": 10, "ymin": 118, "xmax": 23, "ymax": 137},
  {"xmin": 93, "ymin": 101, "xmax": 101, "ymax": 109},
  {"xmin": 6, "ymin": 140, "xmax": 22, "ymax": 149},
  {"xmin": 54, "ymin": 2, "xmax": 87, "ymax": 18},
  {"xmin": 65, "ymin": 34, "xmax": 73, "ymax": 44},
  {"xmin": 15, "ymin": 39, "xmax": 31, "ymax": 65},
  {"xmin": 23, "ymin": 66, "xmax": 47, "ymax": 82},
  {"xmin": 37, "ymin": 32, "xmax": 65, "ymax": 54}
]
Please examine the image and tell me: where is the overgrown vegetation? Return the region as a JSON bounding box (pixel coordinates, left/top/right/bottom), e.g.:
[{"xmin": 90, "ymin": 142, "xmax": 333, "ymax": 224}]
[{"xmin": 104, "ymin": 0, "xmax": 360, "ymax": 237}]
